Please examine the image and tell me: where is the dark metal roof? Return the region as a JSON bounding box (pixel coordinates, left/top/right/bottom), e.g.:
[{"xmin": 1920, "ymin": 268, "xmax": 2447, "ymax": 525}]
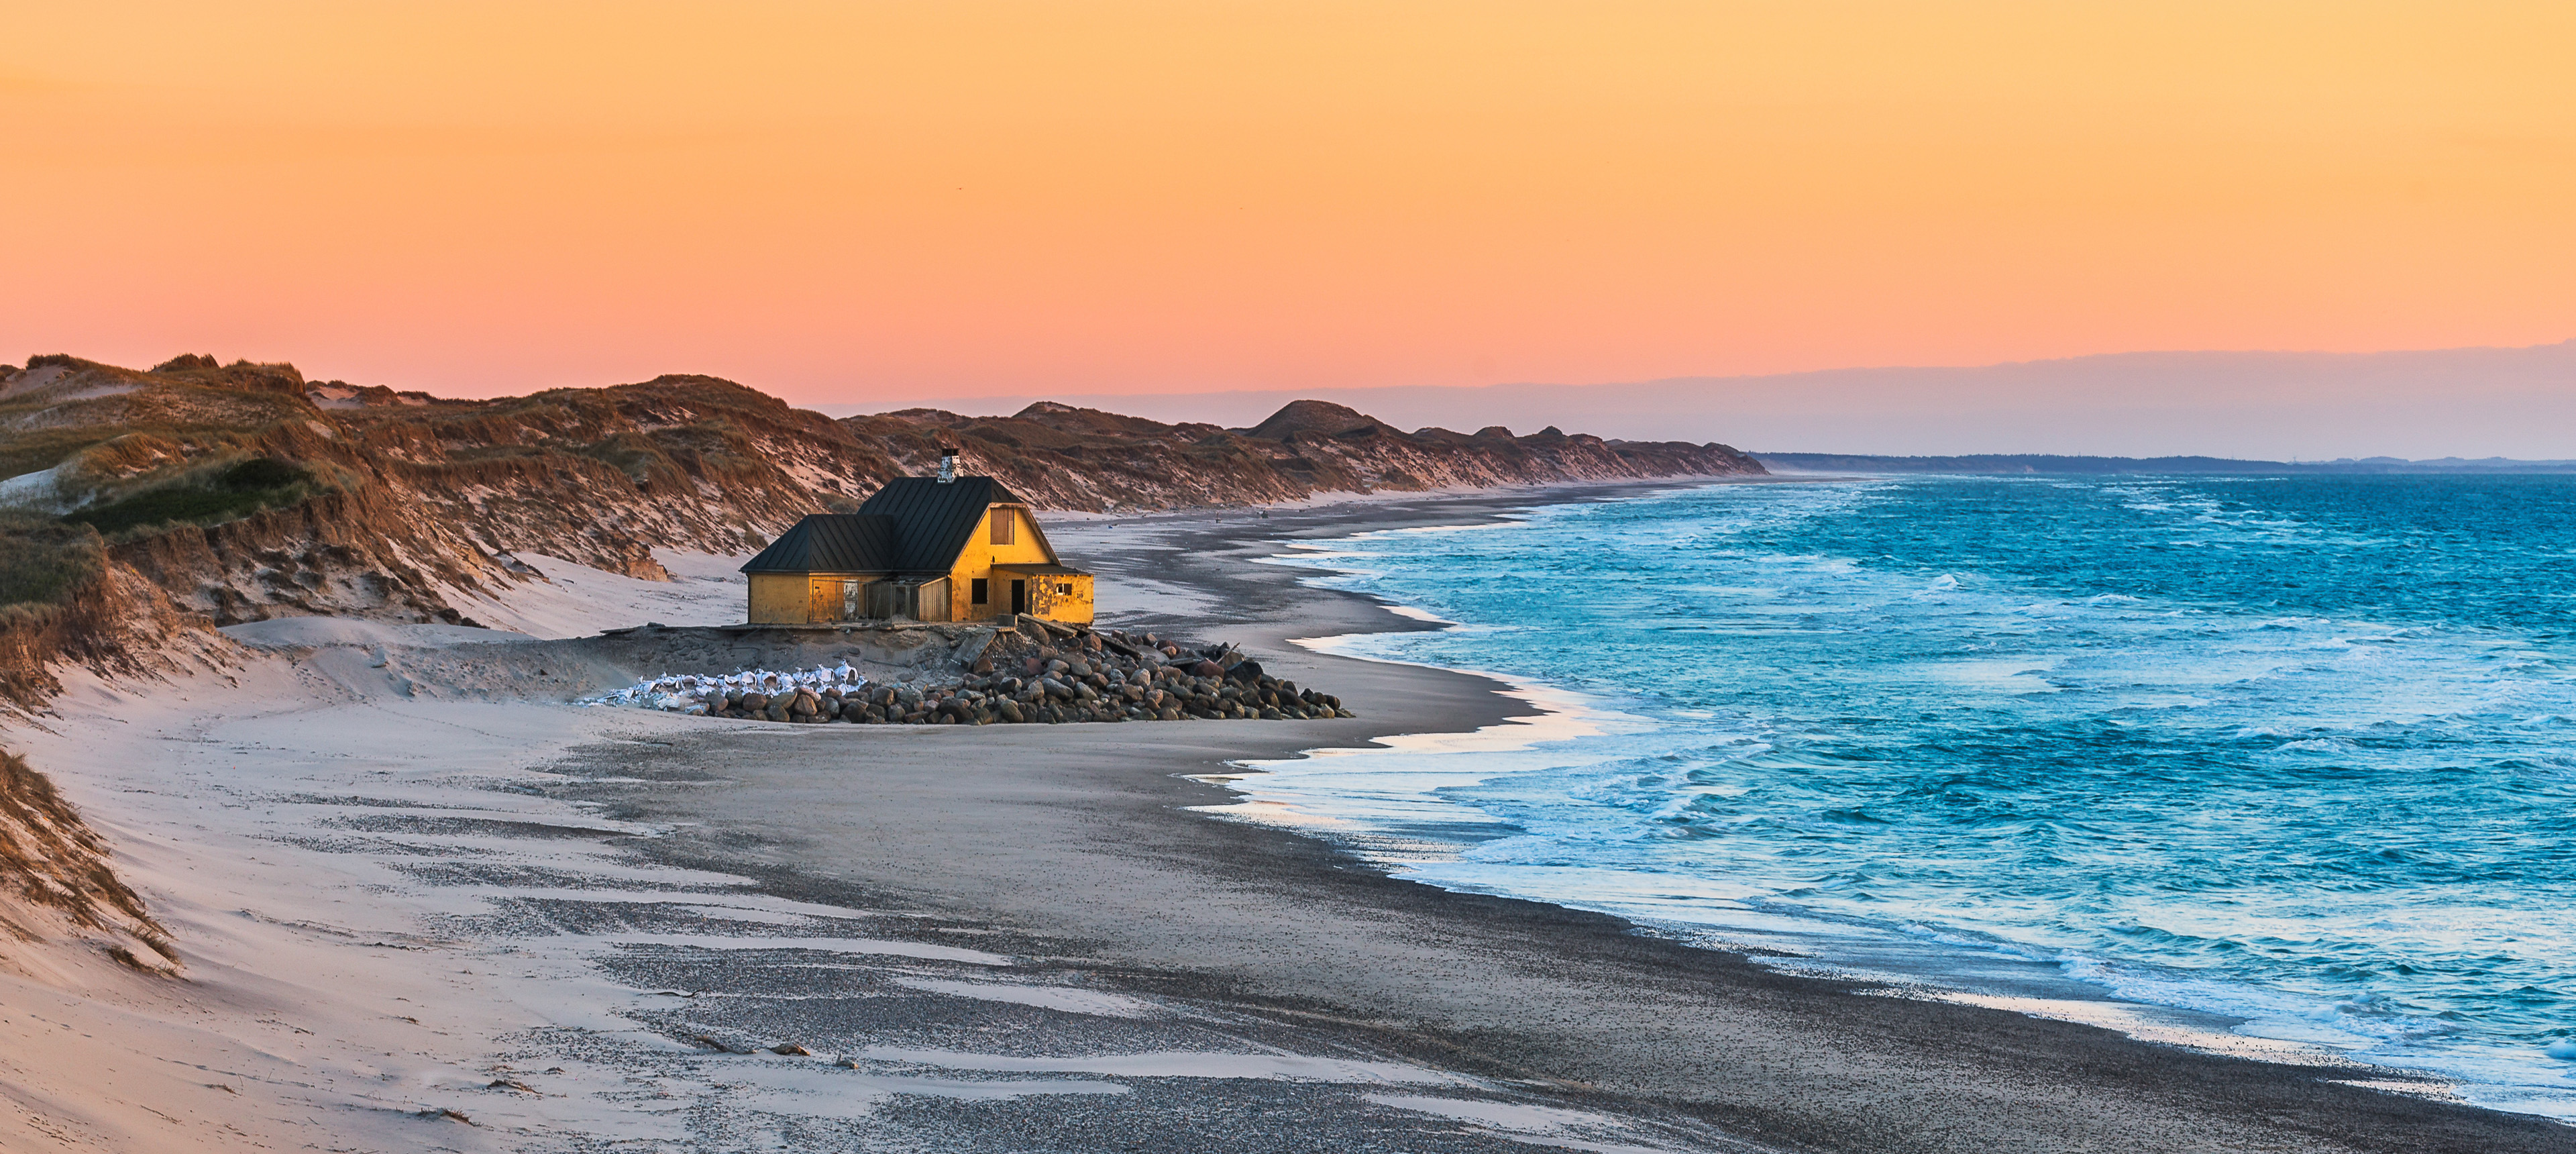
[
  {"xmin": 738, "ymin": 514, "xmax": 898, "ymax": 573},
  {"xmin": 854, "ymin": 476, "xmax": 1029, "ymax": 572},
  {"xmin": 740, "ymin": 476, "xmax": 1042, "ymax": 576}
]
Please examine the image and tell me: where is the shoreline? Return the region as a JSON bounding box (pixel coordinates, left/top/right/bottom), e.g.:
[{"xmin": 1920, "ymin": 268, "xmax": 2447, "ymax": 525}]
[
  {"xmin": 1220, "ymin": 530, "xmax": 2467, "ymax": 1102},
  {"xmin": 0, "ymin": 479, "xmax": 2566, "ymax": 1150},
  {"xmin": 1228, "ymin": 478, "xmax": 2576, "ymax": 1123},
  {"xmin": 588, "ymin": 485, "xmax": 2571, "ymax": 1151}
]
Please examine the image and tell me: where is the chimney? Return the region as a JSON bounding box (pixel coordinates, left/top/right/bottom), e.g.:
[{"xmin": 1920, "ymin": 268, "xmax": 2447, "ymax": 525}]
[{"xmin": 936, "ymin": 445, "xmax": 958, "ymax": 483}]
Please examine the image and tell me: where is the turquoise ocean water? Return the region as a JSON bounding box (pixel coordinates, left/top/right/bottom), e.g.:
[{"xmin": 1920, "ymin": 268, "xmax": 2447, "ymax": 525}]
[{"xmin": 1236, "ymin": 476, "xmax": 2576, "ymax": 1117}]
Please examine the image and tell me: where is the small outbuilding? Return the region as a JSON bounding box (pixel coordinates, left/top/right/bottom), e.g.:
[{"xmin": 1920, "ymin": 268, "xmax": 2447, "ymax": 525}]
[{"xmin": 739, "ymin": 466, "xmax": 1095, "ymax": 626}]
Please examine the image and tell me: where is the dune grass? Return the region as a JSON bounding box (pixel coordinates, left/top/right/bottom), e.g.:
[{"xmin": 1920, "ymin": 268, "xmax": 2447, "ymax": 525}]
[
  {"xmin": 0, "ymin": 514, "xmax": 105, "ymax": 612},
  {"xmin": 64, "ymin": 458, "xmax": 314, "ymax": 537}
]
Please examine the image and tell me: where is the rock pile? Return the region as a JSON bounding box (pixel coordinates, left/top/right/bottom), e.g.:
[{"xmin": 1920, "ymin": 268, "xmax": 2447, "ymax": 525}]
[{"xmin": 593, "ymin": 620, "xmax": 1354, "ymax": 726}]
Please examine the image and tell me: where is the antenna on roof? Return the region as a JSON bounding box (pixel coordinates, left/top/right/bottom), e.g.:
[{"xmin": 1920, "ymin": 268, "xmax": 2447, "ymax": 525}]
[{"xmin": 936, "ymin": 445, "xmax": 958, "ymax": 483}]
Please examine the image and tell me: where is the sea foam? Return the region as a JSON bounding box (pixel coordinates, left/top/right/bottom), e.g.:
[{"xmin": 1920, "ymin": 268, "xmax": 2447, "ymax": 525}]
[{"xmin": 1235, "ymin": 474, "xmax": 2576, "ymax": 1119}]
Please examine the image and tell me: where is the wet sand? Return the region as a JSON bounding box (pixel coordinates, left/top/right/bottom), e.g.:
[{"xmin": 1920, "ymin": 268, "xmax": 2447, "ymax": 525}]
[{"xmin": 574, "ymin": 488, "xmax": 2574, "ymax": 1153}]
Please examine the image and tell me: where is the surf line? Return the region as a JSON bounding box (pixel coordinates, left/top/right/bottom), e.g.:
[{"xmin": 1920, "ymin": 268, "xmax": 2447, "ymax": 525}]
[{"xmin": 1193, "ymin": 531, "xmax": 2408, "ymax": 1102}]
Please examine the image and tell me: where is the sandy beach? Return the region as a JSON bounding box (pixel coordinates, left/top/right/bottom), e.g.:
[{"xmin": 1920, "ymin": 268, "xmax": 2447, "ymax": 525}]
[{"xmin": 3, "ymin": 483, "xmax": 2569, "ymax": 1153}]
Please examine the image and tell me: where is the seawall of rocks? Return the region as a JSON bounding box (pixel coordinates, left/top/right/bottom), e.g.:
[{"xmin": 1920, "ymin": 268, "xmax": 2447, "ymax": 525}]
[{"xmin": 701, "ymin": 618, "xmax": 1350, "ymax": 725}]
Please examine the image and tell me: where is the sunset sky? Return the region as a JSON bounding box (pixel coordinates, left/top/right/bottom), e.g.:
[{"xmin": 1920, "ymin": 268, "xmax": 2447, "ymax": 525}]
[{"xmin": 5, "ymin": 2, "xmax": 2571, "ymax": 415}]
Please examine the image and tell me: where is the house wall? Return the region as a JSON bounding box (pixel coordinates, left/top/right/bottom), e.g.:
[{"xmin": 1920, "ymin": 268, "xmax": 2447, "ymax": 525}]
[
  {"xmin": 806, "ymin": 575, "xmax": 882, "ymax": 623},
  {"xmin": 747, "ymin": 573, "xmax": 811, "ymax": 623},
  {"xmin": 948, "ymin": 506, "xmax": 1058, "ymax": 622},
  {"xmin": 916, "ymin": 576, "xmax": 951, "ymax": 623},
  {"xmin": 1024, "ymin": 572, "xmax": 1095, "ymax": 625},
  {"xmin": 747, "ymin": 572, "xmax": 878, "ymax": 623}
]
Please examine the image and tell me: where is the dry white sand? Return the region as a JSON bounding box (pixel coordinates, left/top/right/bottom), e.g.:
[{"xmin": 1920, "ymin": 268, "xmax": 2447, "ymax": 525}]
[{"xmin": 440, "ymin": 548, "xmax": 753, "ymax": 639}]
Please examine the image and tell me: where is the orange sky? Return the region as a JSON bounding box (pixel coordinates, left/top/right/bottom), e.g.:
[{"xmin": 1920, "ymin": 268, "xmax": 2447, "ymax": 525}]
[{"xmin": 4, "ymin": 1, "xmax": 2571, "ymax": 406}]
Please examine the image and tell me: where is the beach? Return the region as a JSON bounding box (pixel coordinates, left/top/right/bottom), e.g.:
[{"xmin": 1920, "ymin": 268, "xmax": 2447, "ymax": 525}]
[{"xmin": 3, "ymin": 484, "xmax": 2568, "ymax": 1153}]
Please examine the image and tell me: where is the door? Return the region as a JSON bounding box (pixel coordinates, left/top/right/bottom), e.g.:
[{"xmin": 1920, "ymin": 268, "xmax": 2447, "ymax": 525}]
[
  {"xmin": 841, "ymin": 580, "xmax": 861, "ymax": 621},
  {"xmin": 1010, "ymin": 579, "xmax": 1027, "ymax": 615}
]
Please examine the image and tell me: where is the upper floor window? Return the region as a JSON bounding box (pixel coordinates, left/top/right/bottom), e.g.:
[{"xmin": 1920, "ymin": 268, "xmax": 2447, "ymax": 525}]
[{"xmin": 989, "ymin": 509, "xmax": 1016, "ymax": 545}]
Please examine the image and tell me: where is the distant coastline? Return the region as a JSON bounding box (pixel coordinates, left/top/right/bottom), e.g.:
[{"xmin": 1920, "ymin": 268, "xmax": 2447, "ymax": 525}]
[{"xmin": 1757, "ymin": 452, "xmax": 2576, "ymax": 476}]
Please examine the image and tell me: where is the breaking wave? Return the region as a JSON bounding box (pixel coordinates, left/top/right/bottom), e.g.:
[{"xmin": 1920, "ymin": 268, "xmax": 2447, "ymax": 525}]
[{"xmin": 1238, "ymin": 474, "xmax": 2576, "ymax": 1119}]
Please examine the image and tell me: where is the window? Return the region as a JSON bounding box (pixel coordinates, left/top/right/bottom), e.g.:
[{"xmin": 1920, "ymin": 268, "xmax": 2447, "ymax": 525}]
[
  {"xmin": 971, "ymin": 578, "xmax": 988, "ymax": 605},
  {"xmin": 989, "ymin": 509, "xmax": 1015, "ymax": 545},
  {"xmin": 1056, "ymin": 582, "xmax": 1073, "ymax": 594}
]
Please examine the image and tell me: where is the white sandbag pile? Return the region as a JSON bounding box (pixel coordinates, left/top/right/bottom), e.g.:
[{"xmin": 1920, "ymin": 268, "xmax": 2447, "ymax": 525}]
[{"xmin": 583, "ymin": 662, "xmax": 867, "ymax": 717}]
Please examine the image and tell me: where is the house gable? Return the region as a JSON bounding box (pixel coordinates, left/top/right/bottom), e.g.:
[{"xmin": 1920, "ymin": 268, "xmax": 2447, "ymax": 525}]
[{"xmin": 853, "ymin": 476, "xmax": 1030, "ymax": 572}]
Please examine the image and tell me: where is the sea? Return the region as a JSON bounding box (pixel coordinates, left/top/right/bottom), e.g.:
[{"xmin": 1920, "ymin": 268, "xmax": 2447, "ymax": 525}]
[{"xmin": 1224, "ymin": 474, "xmax": 2576, "ymax": 1118}]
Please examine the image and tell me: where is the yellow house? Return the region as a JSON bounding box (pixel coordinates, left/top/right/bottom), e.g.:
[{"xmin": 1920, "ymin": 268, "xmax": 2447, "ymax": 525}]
[{"xmin": 739, "ymin": 472, "xmax": 1095, "ymax": 625}]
